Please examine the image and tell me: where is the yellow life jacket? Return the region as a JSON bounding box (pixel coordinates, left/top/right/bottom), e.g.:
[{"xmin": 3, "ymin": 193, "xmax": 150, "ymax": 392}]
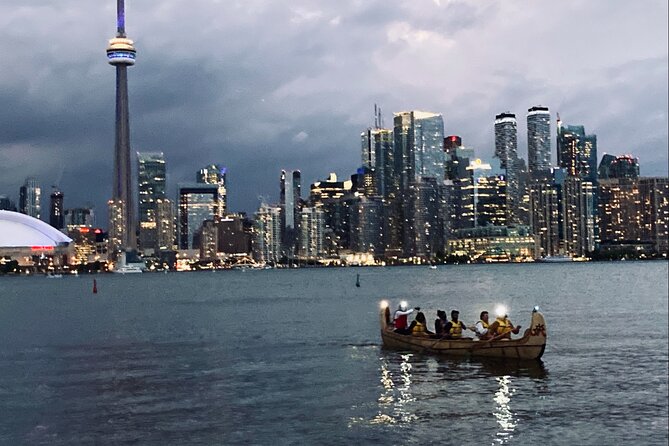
[
  {"xmin": 479, "ymin": 320, "xmax": 489, "ymax": 329},
  {"xmin": 495, "ymin": 317, "xmax": 511, "ymax": 335},
  {"xmin": 449, "ymin": 320, "xmax": 463, "ymax": 338},
  {"xmin": 412, "ymin": 322, "xmax": 428, "ymax": 335}
]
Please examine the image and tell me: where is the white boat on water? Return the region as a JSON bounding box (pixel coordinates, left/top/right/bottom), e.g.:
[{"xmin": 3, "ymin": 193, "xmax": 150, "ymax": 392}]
[
  {"xmin": 113, "ymin": 265, "xmax": 143, "ymax": 274},
  {"xmin": 46, "ymin": 273, "xmax": 63, "ymax": 279},
  {"xmin": 112, "ymin": 251, "xmax": 145, "ymax": 274},
  {"xmin": 538, "ymin": 255, "xmax": 573, "ymax": 263}
]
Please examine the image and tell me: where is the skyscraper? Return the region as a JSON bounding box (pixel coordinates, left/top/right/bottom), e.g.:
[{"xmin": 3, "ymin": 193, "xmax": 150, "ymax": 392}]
[
  {"xmin": 527, "ymin": 106, "xmax": 551, "ymax": 176},
  {"xmin": 361, "ymin": 128, "xmax": 394, "ymax": 197},
  {"xmin": 556, "ymin": 119, "xmax": 598, "ymax": 184},
  {"xmin": 49, "ymin": 188, "xmax": 64, "ymax": 229},
  {"xmin": 197, "ymin": 164, "xmax": 228, "ymax": 218},
  {"xmin": 19, "ymin": 177, "xmax": 41, "ymax": 219},
  {"xmin": 254, "ymin": 204, "xmax": 282, "ymax": 264},
  {"xmin": 177, "ymin": 183, "xmax": 219, "ymax": 250},
  {"xmin": 137, "ymin": 152, "xmax": 166, "ymax": 252},
  {"xmin": 107, "ymin": 0, "xmax": 137, "ymax": 251},
  {"xmin": 494, "ymin": 112, "xmax": 524, "ymax": 224},
  {"xmin": 393, "ymin": 111, "xmax": 445, "ymax": 258}
]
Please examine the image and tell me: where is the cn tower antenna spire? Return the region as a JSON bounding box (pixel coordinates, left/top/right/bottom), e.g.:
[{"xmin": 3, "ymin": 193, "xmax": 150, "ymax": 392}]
[{"xmin": 117, "ymin": 0, "xmax": 126, "ymax": 36}]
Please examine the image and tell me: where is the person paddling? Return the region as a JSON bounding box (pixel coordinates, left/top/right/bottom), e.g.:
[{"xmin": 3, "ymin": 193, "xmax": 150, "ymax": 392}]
[{"xmin": 444, "ymin": 310, "xmax": 468, "ymax": 339}]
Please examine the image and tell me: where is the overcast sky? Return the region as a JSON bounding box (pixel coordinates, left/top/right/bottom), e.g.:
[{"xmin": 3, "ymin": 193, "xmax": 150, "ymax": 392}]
[{"xmin": 0, "ymin": 0, "xmax": 667, "ymax": 219}]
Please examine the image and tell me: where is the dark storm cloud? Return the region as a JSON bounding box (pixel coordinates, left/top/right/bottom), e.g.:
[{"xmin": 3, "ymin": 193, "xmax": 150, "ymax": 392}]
[{"xmin": 0, "ymin": 0, "xmax": 666, "ymax": 220}]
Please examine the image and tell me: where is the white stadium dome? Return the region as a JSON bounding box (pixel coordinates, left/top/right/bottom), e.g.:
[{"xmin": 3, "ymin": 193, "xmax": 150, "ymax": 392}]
[{"xmin": 0, "ymin": 210, "xmax": 72, "ymax": 248}]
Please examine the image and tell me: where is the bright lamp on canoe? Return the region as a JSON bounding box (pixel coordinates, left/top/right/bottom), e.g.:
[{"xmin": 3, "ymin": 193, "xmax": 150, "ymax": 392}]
[
  {"xmin": 380, "ymin": 300, "xmax": 389, "ymax": 309},
  {"xmin": 495, "ymin": 304, "xmax": 508, "ymax": 318}
]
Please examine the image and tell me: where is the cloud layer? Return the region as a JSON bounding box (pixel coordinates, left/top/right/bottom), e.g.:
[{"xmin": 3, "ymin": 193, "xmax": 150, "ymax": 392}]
[{"xmin": 0, "ymin": 0, "xmax": 667, "ymax": 218}]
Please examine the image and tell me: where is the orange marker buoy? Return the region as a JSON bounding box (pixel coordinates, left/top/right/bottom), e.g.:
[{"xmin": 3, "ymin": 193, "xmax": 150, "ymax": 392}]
[{"xmin": 93, "ymin": 279, "xmax": 97, "ymax": 294}]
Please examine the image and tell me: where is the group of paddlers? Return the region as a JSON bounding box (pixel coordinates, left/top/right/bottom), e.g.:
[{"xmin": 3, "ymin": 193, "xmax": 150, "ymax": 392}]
[{"xmin": 392, "ymin": 302, "xmax": 521, "ymax": 341}]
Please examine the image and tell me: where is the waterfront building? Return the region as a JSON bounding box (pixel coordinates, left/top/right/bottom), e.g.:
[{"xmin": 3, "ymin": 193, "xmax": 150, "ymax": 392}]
[
  {"xmin": 217, "ymin": 214, "xmax": 252, "ymax": 255},
  {"xmin": 107, "ymin": 0, "xmax": 138, "ymax": 251},
  {"xmin": 197, "ymin": 164, "xmax": 228, "ymax": 218},
  {"xmin": 137, "ymin": 152, "xmax": 166, "ymax": 253},
  {"xmin": 393, "ymin": 110, "xmax": 445, "ymax": 258},
  {"xmin": 349, "ymin": 195, "xmax": 384, "ymax": 256},
  {"xmin": 529, "ymin": 172, "xmax": 561, "ymax": 257},
  {"xmin": 155, "ymin": 198, "xmax": 175, "ymax": 251},
  {"xmin": 598, "ymin": 178, "xmax": 644, "ymax": 250},
  {"xmin": 177, "ymin": 183, "xmax": 219, "ymax": 250},
  {"xmin": 639, "ymin": 177, "xmax": 669, "ymax": 255},
  {"xmin": 49, "ymin": 188, "xmax": 64, "ymax": 230},
  {"xmin": 19, "ymin": 177, "xmax": 41, "ymax": 219},
  {"xmin": 527, "ymin": 106, "xmax": 551, "ymax": 177},
  {"xmin": 298, "ymin": 206, "xmax": 324, "ymax": 260},
  {"xmin": 198, "ymin": 220, "xmax": 218, "ymax": 261},
  {"xmin": 254, "ymin": 204, "xmax": 282, "ymax": 264},
  {"xmin": 446, "ymin": 225, "xmax": 537, "ymax": 262},
  {"xmin": 598, "ymin": 154, "xmax": 640, "ymax": 180},
  {"xmin": 0, "ymin": 210, "xmax": 73, "ymax": 268},
  {"xmin": 107, "ymin": 199, "xmax": 125, "ymax": 255},
  {"xmin": 560, "ymin": 176, "xmax": 596, "ymax": 257},
  {"xmin": 69, "ymin": 227, "xmax": 107, "ymax": 265},
  {"xmin": 310, "ymin": 173, "xmax": 353, "ymax": 254}
]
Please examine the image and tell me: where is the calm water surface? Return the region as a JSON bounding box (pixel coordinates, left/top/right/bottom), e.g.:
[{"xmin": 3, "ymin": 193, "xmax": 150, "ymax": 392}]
[{"xmin": 0, "ymin": 262, "xmax": 667, "ymax": 445}]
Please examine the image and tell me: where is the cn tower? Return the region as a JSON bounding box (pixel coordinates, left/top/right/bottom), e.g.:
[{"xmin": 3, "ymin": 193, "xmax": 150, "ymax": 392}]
[{"xmin": 106, "ymin": 0, "xmax": 137, "ymax": 250}]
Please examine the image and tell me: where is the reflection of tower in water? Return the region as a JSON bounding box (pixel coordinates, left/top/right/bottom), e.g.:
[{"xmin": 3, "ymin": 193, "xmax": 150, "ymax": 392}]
[{"xmin": 493, "ymin": 375, "xmax": 518, "ymax": 444}]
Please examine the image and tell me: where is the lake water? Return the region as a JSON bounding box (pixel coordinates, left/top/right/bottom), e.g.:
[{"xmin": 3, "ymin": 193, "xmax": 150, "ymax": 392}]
[{"xmin": 0, "ymin": 262, "xmax": 667, "ymax": 445}]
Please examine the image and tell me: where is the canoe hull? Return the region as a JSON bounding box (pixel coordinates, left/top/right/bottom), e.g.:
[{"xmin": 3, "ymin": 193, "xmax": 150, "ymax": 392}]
[{"xmin": 379, "ymin": 306, "xmax": 547, "ymax": 360}]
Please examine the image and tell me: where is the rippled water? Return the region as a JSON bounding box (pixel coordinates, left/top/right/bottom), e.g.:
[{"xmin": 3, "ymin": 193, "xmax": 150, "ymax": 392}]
[{"xmin": 0, "ymin": 262, "xmax": 667, "ymax": 445}]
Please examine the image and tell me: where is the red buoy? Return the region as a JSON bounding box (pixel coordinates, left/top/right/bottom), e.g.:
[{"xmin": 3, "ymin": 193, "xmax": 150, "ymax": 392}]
[{"xmin": 93, "ymin": 279, "xmax": 98, "ymax": 294}]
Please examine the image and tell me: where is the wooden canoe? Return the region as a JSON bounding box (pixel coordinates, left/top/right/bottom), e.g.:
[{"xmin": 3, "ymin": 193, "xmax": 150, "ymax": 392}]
[{"xmin": 379, "ymin": 303, "xmax": 547, "ymax": 360}]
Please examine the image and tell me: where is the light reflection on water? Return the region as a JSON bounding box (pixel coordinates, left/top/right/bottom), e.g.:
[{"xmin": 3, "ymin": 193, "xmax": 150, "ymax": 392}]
[
  {"xmin": 373, "ymin": 353, "xmax": 418, "ymax": 425},
  {"xmin": 493, "ymin": 375, "xmax": 518, "ymax": 444}
]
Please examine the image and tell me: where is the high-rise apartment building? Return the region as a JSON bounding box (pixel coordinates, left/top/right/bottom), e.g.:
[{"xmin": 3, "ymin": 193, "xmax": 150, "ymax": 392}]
[
  {"xmin": 155, "ymin": 198, "xmax": 175, "ymax": 251},
  {"xmin": 527, "ymin": 106, "xmax": 551, "ymax": 177},
  {"xmin": 298, "ymin": 206, "xmax": 324, "ymax": 260},
  {"xmin": 137, "ymin": 152, "xmax": 166, "ymax": 252},
  {"xmin": 197, "ymin": 164, "xmax": 227, "ymax": 218},
  {"xmin": 49, "ymin": 188, "xmax": 64, "ymax": 229},
  {"xmin": 556, "ymin": 119, "xmax": 598, "ymax": 184},
  {"xmin": 177, "ymin": 183, "xmax": 219, "ymax": 250},
  {"xmin": 393, "ymin": 111, "xmax": 445, "ymax": 258},
  {"xmin": 494, "ymin": 112, "xmax": 524, "ymax": 225},
  {"xmin": 639, "ymin": 177, "xmax": 669, "ymax": 255},
  {"xmin": 598, "ymin": 178, "xmax": 643, "ymax": 246},
  {"xmin": 19, "ymin": 177, "xmax": 41, "ymax": 219},
  {"xmin": 254, "ymin": 204, "xmax": 282, "ymax": 264},
  {"xmin": 560, "ymin": 176, "xmax": 596, "ymax": 256},
  {"xmin": 361, "ymin": 127, "xmax": 394, "ymax": 197},
  {"xmin": 280, "ymin": 170, "xmax": 302, "ymax": 230},
  {"xmin": 529, "ymin": 172, "xmax": 561, "ymax": 257}
]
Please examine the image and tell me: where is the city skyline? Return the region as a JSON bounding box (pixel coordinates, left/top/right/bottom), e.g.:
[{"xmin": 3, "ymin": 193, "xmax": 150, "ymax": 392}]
[{"xmin": 0, "ymin": 0, "xmax": 666, "ymax": 217}]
